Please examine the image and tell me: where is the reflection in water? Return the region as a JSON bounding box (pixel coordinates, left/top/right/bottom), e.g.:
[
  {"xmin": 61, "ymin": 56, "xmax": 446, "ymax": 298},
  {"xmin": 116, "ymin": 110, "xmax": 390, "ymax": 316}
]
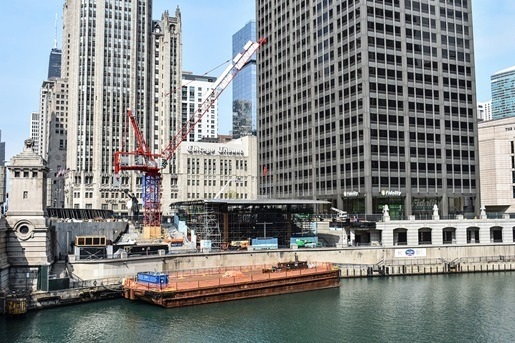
[{"xmin": 2, "ymin": 273, "xmax": 514, "ymax": 343}]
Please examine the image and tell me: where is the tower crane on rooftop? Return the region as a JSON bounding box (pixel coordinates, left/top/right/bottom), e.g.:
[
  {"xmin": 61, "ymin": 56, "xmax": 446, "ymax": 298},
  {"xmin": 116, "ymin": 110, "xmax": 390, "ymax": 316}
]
[{"xmin": 114, "ymin": 38, "xmax": 266, "ymax": 231}]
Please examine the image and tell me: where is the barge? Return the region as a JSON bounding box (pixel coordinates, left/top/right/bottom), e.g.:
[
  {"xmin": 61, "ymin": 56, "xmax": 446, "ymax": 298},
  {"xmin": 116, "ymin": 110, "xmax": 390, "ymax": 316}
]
[{"xmin": 122, "ymin": 260, "xmax": 340, "ymax": 308}]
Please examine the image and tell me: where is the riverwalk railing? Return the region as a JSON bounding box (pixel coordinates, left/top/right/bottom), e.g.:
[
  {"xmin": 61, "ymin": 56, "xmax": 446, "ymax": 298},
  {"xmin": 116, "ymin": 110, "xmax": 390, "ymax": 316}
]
[
  {"xmin": 67, "ymin": 276, "xmax": 123, "ymax": 289},
  {"xmin": 460, "ymin": 255, "xmax": 515, "ymax": 263}
]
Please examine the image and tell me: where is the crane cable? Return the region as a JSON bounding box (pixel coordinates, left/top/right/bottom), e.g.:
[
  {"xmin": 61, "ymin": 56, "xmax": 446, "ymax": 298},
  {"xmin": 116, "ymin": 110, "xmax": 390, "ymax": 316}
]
[
  {"xmin": 119, "ymin": 58, "xmax": 231, "ymax": 154},
  {"xmin": 163, "ymin": 58, "xmax": 231, "ymax": 97}
]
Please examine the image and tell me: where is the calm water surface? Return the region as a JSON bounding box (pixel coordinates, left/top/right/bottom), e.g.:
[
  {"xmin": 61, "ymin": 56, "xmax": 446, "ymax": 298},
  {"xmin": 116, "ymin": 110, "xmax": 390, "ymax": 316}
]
[{"xmin": 2, "ymin": 273, "xmax": 514, "ymax": 343}]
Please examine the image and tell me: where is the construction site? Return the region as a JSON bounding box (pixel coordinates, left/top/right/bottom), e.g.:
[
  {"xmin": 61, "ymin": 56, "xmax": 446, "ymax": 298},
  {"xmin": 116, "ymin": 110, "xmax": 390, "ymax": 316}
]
[{"xmin": 170, "ymin": 198, "xmax": 331, "ymax": 250}]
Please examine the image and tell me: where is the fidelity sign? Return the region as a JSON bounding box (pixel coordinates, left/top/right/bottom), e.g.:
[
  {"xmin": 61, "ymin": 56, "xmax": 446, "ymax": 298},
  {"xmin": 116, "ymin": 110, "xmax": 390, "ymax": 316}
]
[{"xmin": 187, "ymin": 145, "xmax": 244, "ymax": 156}]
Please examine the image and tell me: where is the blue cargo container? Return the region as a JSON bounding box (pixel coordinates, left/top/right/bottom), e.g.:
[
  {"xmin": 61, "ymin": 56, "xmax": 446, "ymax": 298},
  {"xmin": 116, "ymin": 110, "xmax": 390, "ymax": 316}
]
[
  {"xmin": 251, "ymin": 237, "xmax": 278, "ymax": 250},
  {"xmin": 137, "ymin": 272, "xmax": 169, "ymax": 285}
]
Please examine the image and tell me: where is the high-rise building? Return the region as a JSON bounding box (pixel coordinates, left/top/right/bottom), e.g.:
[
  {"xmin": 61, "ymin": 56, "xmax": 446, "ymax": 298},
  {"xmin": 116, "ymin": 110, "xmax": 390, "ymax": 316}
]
[
  {"xmin": 491, "ymin": 66, "xmax": 515, "ymax": 120},
  {"xmin": 477, "ymin": 100, "xmax": 492, "ymax": 121},
  {"xmin": 61, "ymin": 1, "xmax": 182, "ymax": 213},
  {"xmin": 257, "ymin": 0, "xmax": 479, "ymax": 218},
  {"xmin": 48, "ymin": 13, "xmax": 62, "ymax": 79},
  {"xmin": 232, "ymin": 21, "xmax": 257, "ymax": 139},
  {"xmin": 30, "ymin": 112, "xmax": 42, "ymax": 156},
  {"xmin": 48, "ymin": 48, "xmax": 62, "ymax": 79},
  {"xmin": 39, "ymin": 78, "xmax": 69, "ymax": 208},
  {"xmin": 0, "ymin": 130, "xmax": 5, "ymax": 166},
  {"xmin": 181, "ymin": 72, "xmax": 218, "ymax": 142}
]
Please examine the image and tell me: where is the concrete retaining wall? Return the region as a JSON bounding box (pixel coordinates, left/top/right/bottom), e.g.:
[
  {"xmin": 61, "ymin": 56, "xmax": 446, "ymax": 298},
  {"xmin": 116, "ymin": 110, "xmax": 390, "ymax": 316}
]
[{"xmin": 69, "ymin": 244, "xmax": 515, "ymax": 281}]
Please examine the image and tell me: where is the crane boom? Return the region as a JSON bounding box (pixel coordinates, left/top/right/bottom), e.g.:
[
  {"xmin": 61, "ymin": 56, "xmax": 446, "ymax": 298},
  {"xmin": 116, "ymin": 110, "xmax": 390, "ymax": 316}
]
[
  {"xmin": 214, "ymin": 177, "xmax": 241, "ymax": 199},
  {"xmin": 113, "ymin": 38, "xmax": 266, "ymax": 230},
  {"xmin": 161, "ymin": 38, "xmax": 266, "ymax": 161},
  {"xmin": 114, "ymin": 109, "xmax": 161, "ymax": 174}
]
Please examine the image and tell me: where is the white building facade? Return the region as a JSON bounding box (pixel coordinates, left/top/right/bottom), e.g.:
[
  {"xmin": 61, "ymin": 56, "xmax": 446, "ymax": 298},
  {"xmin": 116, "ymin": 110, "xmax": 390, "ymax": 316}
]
[
  {"xmin": 169, "ymin": 136, "xmax": 258, "ymax": 210},
  {"xmin": 181, "ymin": 72, "xmax": 219, "ymax": 142},
  {"xmin": 478, "ymin": 116, "xmax": 515, "ymax": 213},
  {"xmin": 477, "ymin": 101, "xmax": 492, "ymax": 121},
  {"xmin": 30, "ymin": 112, "xmax": 42, "ymax": 157}
]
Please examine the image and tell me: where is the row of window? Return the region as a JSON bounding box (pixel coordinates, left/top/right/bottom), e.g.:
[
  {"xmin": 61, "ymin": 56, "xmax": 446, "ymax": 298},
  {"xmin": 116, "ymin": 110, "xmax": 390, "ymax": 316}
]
[{"xmin": 13, "ymin": 171, "xmax": 39, "ymax": 178}]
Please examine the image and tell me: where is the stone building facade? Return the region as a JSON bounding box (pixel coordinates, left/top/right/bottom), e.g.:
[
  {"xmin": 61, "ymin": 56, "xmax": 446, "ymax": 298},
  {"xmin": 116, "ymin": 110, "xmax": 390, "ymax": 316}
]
[{"xmin": 5, "ymin": 139, "xmax": 52, "ymax": 290}]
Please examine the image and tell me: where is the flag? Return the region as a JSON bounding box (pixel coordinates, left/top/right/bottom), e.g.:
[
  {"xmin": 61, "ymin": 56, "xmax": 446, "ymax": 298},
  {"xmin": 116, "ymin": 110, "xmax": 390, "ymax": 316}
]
[
  {"xmin": 263, "ymin": 166, "xmax": 268, "ymax": 176},
  {"xmin": 56, "ymin": 168, "xmax": 71, "ymax": 178}
]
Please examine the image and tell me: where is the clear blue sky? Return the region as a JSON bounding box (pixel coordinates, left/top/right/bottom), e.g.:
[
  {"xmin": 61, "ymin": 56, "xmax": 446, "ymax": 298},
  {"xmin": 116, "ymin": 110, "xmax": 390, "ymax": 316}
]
[{"xmin": 0, "ymin": 0, "xmax": 513, "ymax": 161}]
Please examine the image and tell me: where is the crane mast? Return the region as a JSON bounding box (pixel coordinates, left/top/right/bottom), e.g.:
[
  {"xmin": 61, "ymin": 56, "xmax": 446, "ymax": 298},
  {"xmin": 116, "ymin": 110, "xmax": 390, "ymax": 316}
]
[{"xmin": 114, "ymin": 38, "xmax": 266, "ymax": 232}]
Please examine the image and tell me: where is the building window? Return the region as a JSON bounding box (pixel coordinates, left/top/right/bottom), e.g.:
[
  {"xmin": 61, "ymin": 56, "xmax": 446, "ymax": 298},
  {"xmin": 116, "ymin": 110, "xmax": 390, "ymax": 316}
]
[{"xmin": 23, "ymin": 191, "xmax": 28, "ymax": 199}]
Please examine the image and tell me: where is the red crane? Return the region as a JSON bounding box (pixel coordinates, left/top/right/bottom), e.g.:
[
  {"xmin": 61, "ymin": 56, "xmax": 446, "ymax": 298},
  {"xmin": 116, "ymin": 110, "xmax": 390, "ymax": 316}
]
[{"xmin": 114, "ymin": 38, "xmax": 266, "ymax": 229}]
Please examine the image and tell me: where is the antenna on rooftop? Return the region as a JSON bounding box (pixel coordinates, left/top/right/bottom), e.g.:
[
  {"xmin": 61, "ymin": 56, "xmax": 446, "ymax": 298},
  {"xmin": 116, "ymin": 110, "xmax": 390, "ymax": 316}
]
[{"xmin": 53, "ymin": 13, "xmax": 58, "ymax": 49}]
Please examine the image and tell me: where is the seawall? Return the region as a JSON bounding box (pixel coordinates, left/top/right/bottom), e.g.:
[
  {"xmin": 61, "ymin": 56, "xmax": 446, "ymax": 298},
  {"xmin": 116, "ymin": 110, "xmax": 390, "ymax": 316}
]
[{"xmin": 70, "ymin": 244, "xmax": 515, "ymax": 280}]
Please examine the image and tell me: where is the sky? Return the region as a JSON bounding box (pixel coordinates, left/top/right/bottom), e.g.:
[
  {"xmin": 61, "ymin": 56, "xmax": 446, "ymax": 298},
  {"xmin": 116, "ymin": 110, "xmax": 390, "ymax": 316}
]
[{"xmin": 0, "ymin": 0, "xmax": 514, "ymax": 162}]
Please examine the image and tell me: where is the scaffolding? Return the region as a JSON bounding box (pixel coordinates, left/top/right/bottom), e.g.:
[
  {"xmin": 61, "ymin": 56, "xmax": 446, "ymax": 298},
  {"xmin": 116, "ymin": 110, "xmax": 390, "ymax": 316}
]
[
  {"xmin": 182, "ymin": 202, "xmax": 222, "ymax": 250},
  {"xmin": 171, "ymin": 200, "xmax": 323, "ymax": 248}
]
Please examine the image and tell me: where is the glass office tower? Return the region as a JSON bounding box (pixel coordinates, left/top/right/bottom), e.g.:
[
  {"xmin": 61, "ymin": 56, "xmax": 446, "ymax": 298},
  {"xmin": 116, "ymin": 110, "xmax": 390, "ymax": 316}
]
[
  {"xmin": 491, "ymin": 66, "xmax": 515, "ymax": 120},
  {"xmin": 232, "ymin": 21, "xmax": 257, "ymax": 139}
]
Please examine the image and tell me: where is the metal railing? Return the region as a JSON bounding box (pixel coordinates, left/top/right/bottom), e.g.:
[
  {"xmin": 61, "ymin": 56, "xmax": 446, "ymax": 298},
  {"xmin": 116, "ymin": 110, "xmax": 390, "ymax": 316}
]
[
  {"xmin": 126, "ymin": 263, "xmax": 335, "ymax": 291},
  {"xmin": 460, "ymin": 255, "xmax": 515, "ymax": 263}
]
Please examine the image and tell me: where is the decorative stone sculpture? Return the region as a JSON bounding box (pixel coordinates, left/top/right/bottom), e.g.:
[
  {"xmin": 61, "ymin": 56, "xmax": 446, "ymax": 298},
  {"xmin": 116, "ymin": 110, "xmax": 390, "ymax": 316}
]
[
  {"xmin": 383, "ymin": 205, "xmax": 390, "ymax": 222},
  {"xmin": 383, "ymin": 204, "xmax": 389, "ymax": 216}
]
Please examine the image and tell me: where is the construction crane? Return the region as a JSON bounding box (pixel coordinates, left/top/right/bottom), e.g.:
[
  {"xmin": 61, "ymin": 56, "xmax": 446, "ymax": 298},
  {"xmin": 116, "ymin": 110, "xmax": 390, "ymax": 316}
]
[{"xmin": 114, "ymin": 38, "xmax": 266, "ymax": 230}]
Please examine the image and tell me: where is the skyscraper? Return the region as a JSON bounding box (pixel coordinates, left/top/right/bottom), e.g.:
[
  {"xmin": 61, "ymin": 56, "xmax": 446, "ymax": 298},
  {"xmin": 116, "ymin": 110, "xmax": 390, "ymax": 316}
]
[
  {"xmin": 181, "ymin": 72, "xmax": 218, "ymax": 142},
  {"xmin": 30, "ymin": 112, "xmax": 42, "ymax": 156},
  {"xmin": 61, "ymin": 1, "xmax": 182, "ymax": 213},
  {"xmin": 0, "ymin": 130, "xmax": 5, "ymax": 166},
  {"xmin": 232, "ymin": 21, "xmax": 257, "ymax": 139},
  {"xmin": 39, "ymin": 78, "xmax": 69, "ymax": 208},
  {"xmin": 48, "ymin": 48, "xmax": 62, "ymax": 79},
  {"xmin": 257, "ymin": 0, "xmax": 479, "ymax": 218},
  {"xmin": 48, "ymin": 13, "xmax": 62, "ymax": 79},
  {"xmin": 491, "ymin": 66, "xmax": 515, "ymax": 120}
]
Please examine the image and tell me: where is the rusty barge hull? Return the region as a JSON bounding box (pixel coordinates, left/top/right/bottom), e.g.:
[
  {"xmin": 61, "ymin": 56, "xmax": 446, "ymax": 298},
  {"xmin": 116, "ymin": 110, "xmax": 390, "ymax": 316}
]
[{"xmin": 124, "ymin": 268, "xmax": 340, "ymax": 308}]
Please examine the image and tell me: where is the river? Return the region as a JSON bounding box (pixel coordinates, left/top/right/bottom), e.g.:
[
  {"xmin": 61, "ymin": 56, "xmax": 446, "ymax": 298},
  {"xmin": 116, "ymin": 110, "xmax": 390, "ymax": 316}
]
[{"xmin": 2, "ymin": 272, "xmax": 514, "ymax": 343}]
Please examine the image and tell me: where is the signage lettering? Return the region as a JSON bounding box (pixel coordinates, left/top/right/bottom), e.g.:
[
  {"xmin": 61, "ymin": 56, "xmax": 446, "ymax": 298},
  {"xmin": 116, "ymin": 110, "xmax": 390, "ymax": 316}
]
[
  {"xmin": 381, "ymin": 190, "xmax": 402, "ymax": 196},
  {"xmin": 187, "ymin": 146, "xmax": 216, "ymax": 155},
  {"xmin": 343, "ymin": 191, "xmax": 359, "ymax": 197},
  {"xmin": 187, "ymin": 145, "xmax": 244, "ymax": 156}
]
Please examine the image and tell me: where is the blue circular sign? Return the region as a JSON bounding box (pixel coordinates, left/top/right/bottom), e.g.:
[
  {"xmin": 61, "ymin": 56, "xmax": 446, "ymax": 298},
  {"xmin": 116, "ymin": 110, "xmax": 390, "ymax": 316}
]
[{"xmin": 405, "ymin": 249, "xmax": 415, "ymax": 256}]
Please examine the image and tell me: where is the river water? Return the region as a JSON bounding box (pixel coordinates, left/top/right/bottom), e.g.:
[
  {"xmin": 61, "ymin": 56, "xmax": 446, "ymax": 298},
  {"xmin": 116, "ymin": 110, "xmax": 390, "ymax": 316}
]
[{"xmin": 2, "ymin": 272, "xmax": 514, "ymax": 343}]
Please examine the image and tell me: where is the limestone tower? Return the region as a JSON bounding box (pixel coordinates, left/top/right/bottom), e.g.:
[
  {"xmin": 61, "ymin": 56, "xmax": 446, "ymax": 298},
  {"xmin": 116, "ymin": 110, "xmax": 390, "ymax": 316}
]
[{"xmin": 6, "ymin": 138, "xmax": 52, "ymax": 290}]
